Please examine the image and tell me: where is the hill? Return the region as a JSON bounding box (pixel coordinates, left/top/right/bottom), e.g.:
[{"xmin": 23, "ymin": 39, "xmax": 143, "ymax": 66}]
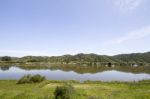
[{"xmin": 0, "ymin": 52, "xmax": 150, "ymax": 66}]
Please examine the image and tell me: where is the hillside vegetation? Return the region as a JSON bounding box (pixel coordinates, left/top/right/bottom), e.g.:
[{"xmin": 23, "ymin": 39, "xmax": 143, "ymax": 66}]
[{"xmin": 0, "ymin": 52, "xmax": 150, "ymax": 65}]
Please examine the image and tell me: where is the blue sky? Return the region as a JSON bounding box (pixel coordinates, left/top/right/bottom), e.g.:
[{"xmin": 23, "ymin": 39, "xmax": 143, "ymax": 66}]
[{"xmin": 0, "ymin": 0, "xmax": 150, "ymax": 57}]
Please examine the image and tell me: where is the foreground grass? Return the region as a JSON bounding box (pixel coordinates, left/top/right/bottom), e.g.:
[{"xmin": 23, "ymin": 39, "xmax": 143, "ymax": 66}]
[{"xmin": 0, "ymin": 80, "xmax": 149, "ymax": 99}]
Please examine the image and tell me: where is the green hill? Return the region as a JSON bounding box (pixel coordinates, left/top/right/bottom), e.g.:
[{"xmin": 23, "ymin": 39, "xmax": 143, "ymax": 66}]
[{"xmin": 0, "ymin": 52, "xmax": 150, "ymax": 65}]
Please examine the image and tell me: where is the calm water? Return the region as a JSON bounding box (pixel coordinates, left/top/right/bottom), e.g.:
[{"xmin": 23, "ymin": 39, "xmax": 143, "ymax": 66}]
[{"xmin": 0, "ymin": 66, "xmax": 150, "ymax": 81}]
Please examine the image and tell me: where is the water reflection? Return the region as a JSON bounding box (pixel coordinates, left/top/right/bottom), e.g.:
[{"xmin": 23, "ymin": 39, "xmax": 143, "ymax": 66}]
[
  {"xmin": 11, "ymin": 64, "xmax": 150, "ymax": 74},
  {"xmin": 0, "ymin": 66, "xmax": 10, "ymax": 71},
  {"xmin": 0, "ymin": 66, "xmax": 150, "ymax": 81}
]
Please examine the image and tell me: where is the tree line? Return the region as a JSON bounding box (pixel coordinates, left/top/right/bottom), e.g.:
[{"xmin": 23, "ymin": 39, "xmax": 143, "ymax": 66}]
[{"xmin": 0, "ymin": 52, "xmax": 150, "ymax": 64}]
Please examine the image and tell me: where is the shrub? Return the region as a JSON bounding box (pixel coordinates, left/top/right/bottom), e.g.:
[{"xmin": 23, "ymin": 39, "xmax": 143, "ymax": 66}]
[
  {"xmin": 17, "ymin": 75, "xmax": 32, "ymax": 84},
  {"xmin": 1, "ymin": 56, "xmax": 11, "ymax": 61},
  {"xmin": 54, "ymin": 84, "xmax": 75, "ymax": 99},
  {"xmin": 30, "ymin": 74, "xmax": 46, "ymax": 83},
  {"xmin": 17, "ymin": 74, "xmax": 46, "ymax": 84}
]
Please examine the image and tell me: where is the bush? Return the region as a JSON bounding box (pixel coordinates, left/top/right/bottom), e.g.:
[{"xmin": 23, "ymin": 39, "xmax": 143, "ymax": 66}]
[
  {"xmin": 1, "ymin": 56, "xmax": 11, "ymax": 61},
  {"xmin": 54, "ymin": 84, "xmax": 75, "ymax": 99},
  {"xmin": 17, "ymin": 74, "xmax": 46, "ymax": 84},
  {"xmin": 30, "ymin": 74, "xmax": 45, "ymax": 83},
  {"xmin": 17, "ymin": 75, "xmax": 32, "ymax": 84}
]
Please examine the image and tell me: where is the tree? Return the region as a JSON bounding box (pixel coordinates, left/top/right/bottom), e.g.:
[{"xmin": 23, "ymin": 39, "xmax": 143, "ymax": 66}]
[{"xmin": 1, "ymin": 56, "xmax": 12, "ymax": 61}]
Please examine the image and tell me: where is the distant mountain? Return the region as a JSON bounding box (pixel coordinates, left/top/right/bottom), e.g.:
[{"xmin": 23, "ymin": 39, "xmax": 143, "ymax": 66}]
[
  {"xmin": 113, "ymin": 52, "xmax": 150, "ymax": 63},
  {"xmin": 0, "ymin": 52, "xmax": 150, "ymax": 63}
]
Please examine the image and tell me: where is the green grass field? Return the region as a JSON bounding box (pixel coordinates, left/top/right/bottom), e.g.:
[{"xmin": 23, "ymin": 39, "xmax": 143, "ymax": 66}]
[{"xmin": 0, "ymin": 80, "xmax": 149, "ymax": 99}]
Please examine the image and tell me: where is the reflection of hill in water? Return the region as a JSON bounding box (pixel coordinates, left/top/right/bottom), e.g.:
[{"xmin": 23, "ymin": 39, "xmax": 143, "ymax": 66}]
[
  {"xmin": 0, "ymin": 66, "xmax": 10, "ymax": 71},
  {"xmin": 50, "ymin": 66, "xmax": 112, "ymax": 74},
  {"xmin": 0, "ymin": 63, "xmax": 150, "ymax": 74},
  {"xmin": 114, "ymin": 66, "xmax": 150, "ymax": 74},
  {"xmin": 9, "ymin": 66, "xmax": 150, "ymax": 74},
  {"xmin": 49, "ymin": 66, "xmax": 150, "ymax": 74}
]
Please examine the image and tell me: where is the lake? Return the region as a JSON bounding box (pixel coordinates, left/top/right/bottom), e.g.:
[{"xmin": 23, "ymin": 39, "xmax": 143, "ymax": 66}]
[{"xmin": 0, "ymin": 66, "xmax": 150, "ymax": 82}]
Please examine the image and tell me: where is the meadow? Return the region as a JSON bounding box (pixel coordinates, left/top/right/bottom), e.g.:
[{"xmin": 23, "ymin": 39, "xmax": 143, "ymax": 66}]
[{"xmin": 0, "ymin": 80, "xmax": 149, "ymax": 99}]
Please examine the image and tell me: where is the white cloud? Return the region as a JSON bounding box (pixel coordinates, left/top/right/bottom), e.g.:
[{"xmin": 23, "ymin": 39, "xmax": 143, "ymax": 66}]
[
  {"xmin": 103, "ymin": 25, "xmax": 150, "ymax": 46},
  {"xmin": 116, "ymin": 25, "xmax": 150, "ymax": 44},
  {"xmin": 114, "ymin": 0, "xmax": 144, "ymax": 11},
  {"xmin": 101, "ymin": 25, "xmax": 150, "ymax": 55}
]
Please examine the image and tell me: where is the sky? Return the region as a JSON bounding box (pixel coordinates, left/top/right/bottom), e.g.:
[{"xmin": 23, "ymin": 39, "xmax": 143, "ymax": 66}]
[{"xmin": 0, "ymin": 0, "xmax": 150, "ymax": 57}]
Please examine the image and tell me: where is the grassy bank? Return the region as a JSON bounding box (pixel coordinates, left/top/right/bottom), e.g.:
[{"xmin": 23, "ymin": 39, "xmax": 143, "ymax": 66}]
[{"xmin": 0, "ymin": 80, "xmax": 149, "ymax": 99}]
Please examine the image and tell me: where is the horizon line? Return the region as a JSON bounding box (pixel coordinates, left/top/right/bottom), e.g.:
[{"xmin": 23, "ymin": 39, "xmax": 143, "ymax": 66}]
[{"xmin": 0, "ymin": 51, "xmax": 149, "ymax": 58}]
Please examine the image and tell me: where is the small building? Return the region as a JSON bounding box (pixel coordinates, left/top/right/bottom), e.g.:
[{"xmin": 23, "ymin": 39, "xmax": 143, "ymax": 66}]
[
  {"xmin": 112, "ymin": 64, "xmax": 115, "ymax": 68},
  {"xmin": 132, "ymin": 63, "xmax": 138, "ymax": 67}
]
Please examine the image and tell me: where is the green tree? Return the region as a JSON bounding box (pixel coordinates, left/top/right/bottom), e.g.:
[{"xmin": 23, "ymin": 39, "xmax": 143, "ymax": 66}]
[{"xmin": 1, "ymin": 56, "xmax": 12, "ymax": 61}]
